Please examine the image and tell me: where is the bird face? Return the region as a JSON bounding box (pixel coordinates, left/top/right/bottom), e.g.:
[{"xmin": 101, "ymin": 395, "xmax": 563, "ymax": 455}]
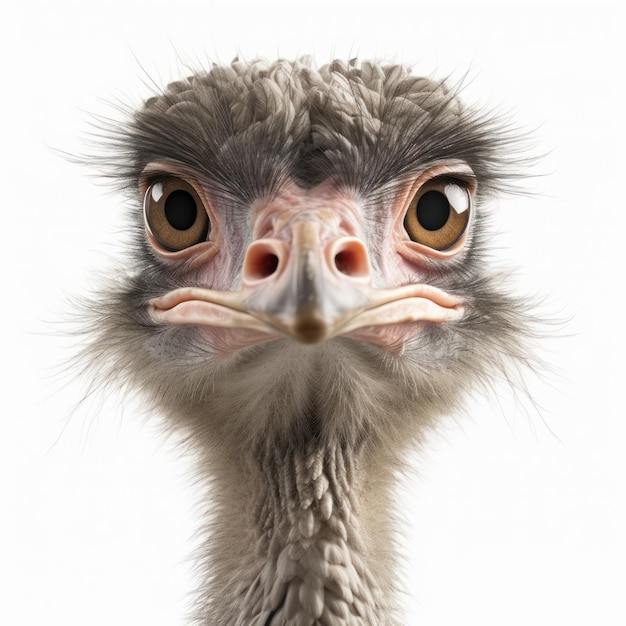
[
  {"xmin": 87, "ymin": 58, "xmax": 528, "ymax": 444},
  {"xmin": 144, "ymin": 163, "xmax": 471, "ymax": 356}
]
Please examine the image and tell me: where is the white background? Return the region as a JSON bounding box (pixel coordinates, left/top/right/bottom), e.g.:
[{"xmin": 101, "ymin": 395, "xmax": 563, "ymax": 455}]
[{"xmin": 2, "ymin": 1, "xmax": 622, "ymax": 624}]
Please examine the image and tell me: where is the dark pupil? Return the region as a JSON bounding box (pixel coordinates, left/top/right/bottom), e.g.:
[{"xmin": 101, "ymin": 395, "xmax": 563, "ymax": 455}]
[
  {"xmin": 164, "ymin": 190, "xmax": 197, "ymax": 230},
  {"xmin": 416, "ymin": 191, "xmax": 450, "ymax": 231}
]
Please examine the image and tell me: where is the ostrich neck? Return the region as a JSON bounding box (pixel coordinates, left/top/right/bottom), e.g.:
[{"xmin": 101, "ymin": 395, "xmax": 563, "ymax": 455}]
[{"xmin": 205, "ymin": 434, "xmax": 398, "ymax": 625}]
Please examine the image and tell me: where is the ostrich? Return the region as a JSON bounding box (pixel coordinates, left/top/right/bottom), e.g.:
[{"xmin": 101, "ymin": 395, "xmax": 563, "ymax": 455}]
[{"xmin": 80, "ymin": 57, "xmax": 534, "ymax": 624}]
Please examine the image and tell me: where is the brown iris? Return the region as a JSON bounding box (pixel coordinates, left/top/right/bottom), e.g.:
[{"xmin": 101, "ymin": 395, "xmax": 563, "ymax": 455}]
[
  {"xmin": 143, "ymin": 177, "xmax": 210, "ymax": 252},
  {"xmin": 404, "ymin": 178, "xmax": 471, "ymax": 251}
]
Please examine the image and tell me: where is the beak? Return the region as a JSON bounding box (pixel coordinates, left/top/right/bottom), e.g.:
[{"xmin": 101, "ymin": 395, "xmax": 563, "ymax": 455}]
[
  {"xmin": 241, "ymin": 221, "xmax": 370, "ymax": 343},
  {"xmin": 149, "ymin": 217, "xmax": 464, "ymax": 349}
]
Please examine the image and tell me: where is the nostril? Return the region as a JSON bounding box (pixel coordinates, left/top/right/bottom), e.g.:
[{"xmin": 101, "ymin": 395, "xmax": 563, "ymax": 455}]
[
  {"xmin": 257, "ymin": 253, "xmax": 279, "ymax": 278},
  {"xmin": 335, "ymin": 250, "xmax": 356, "ymax": 275},
  {"xmin": 243, "ymin": 242, "xmax": 282, "ymax": 281},
  {"xmin": 332, "ymin": 239, "xmax": 370, "ymax": 278}
]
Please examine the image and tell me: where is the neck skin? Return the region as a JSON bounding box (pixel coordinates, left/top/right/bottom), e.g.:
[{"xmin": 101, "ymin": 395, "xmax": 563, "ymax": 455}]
[{"xmin": 196, "ymin": 433, "xmax": 400, "ymax": 625}]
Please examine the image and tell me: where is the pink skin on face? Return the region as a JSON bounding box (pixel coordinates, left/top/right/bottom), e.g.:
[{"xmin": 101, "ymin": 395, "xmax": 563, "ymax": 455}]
[{"xmin": 144, "ymin": 164, "xmax": 471, "ymax": 356}]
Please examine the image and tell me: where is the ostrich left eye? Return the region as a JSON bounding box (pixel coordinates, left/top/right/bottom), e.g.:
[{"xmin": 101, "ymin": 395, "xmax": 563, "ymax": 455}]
[
  {"xmin": 403, "ymin": 178, "xmax": 471, "ymax": 251},
  {"xmin": 143, "ymin": 177, "xmax": 210, "ymax": 252}
]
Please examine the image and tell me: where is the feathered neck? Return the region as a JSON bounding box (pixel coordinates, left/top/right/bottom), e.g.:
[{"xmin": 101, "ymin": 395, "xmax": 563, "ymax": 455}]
[{"xmin": 197, "ymin": 433, "xmax": 400, "ymax": 625}]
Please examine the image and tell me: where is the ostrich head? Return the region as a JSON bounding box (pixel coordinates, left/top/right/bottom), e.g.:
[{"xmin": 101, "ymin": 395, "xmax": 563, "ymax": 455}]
[{"xmin": 82, "ymin": 57, "xmax": 532, "ymax": 624}]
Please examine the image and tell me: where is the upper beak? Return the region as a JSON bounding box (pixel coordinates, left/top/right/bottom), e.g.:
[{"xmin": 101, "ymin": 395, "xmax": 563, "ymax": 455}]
[
  {"xmin": 148, "ymin": 217, "xmax": 464, "ymax": 349},
  {"xmin": 241, "ymin": 221, "xmax": 370, "ymax": 343}
]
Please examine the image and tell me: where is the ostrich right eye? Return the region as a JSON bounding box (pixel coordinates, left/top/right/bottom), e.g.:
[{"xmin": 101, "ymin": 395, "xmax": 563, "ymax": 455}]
[{"xmin": 143, "ymin": 177, "xmax": 210, "ymax": 252}]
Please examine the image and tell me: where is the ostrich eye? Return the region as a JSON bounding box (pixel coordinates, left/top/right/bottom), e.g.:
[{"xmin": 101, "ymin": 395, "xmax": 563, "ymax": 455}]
[
  {"xmin": 143, "ymin": 177, "xmax": 210, "ymax": 252},
  {"xmin": 403, "ymin": 178, "xmax": 471, "ymax": 251}
]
